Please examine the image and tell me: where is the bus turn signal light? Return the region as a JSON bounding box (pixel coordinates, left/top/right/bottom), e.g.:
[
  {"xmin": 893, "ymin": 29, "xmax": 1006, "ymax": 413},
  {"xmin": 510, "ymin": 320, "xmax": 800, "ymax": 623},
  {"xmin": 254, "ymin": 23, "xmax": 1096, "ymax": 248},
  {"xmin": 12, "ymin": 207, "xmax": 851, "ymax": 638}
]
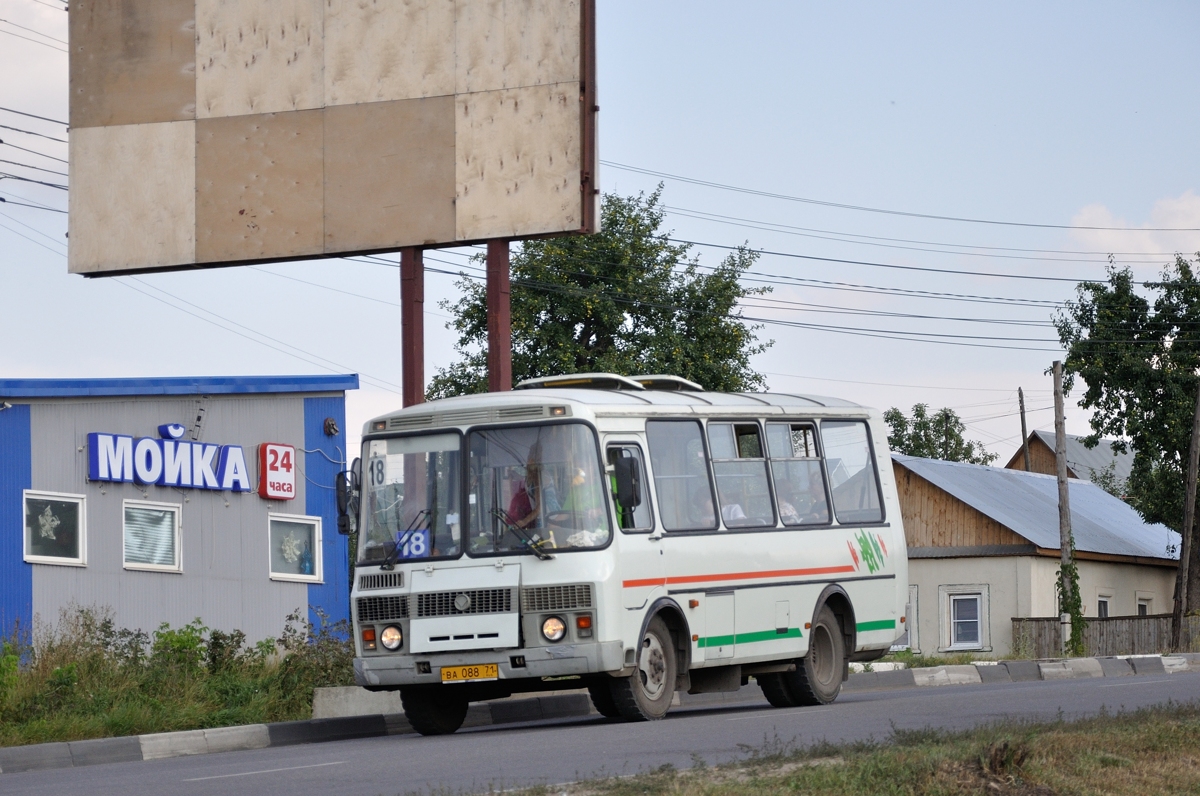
[
  {"xmin": 361, "ymin": 627, "xmax": 377, "ymax": 651},
  {"xmin": 576, "ymin": 614, "xmax": 593, "ymax": 638},
  {"xmin": 804, "ymin": 623, "xmax": 812, "ymax": 630}
]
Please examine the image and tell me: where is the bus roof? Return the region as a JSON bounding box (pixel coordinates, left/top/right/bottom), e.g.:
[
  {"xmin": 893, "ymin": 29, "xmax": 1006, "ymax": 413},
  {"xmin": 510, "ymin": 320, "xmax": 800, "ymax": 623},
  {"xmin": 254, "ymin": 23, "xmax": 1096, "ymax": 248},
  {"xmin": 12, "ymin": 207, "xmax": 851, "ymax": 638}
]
[{"xmin": 364, "ymin": 388, "xmax": 868, "ymax": 435}]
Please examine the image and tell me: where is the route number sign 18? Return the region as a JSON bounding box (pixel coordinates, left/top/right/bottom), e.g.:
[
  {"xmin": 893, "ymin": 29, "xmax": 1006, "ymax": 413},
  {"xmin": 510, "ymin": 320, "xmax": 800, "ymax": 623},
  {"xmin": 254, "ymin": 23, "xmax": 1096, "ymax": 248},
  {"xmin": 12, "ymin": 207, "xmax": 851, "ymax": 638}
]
[{"xmin": 259, "ymin": 443, "xmax": 296, "ymax": 500}]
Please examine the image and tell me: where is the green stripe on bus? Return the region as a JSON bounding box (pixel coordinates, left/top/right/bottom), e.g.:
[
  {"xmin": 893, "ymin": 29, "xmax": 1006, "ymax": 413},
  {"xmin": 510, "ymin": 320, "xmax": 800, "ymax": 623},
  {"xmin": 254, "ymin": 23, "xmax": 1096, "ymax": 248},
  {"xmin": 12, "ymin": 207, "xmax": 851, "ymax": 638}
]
[
  {"xmin": 697, "ymin": 628, "xmax": 803, "ymax": 648},
  {"xmin": 856, "ymin": 619, "xmax": 897, "ymax": 632}
]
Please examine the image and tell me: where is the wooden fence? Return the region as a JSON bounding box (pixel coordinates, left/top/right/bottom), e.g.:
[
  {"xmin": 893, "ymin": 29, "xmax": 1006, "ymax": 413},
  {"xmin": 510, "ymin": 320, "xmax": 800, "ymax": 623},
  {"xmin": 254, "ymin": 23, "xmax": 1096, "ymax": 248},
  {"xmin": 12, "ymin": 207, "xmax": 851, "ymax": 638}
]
[{"xmin": 1011, "ymin": 614, "xmax": 1200, "ymax": 659}]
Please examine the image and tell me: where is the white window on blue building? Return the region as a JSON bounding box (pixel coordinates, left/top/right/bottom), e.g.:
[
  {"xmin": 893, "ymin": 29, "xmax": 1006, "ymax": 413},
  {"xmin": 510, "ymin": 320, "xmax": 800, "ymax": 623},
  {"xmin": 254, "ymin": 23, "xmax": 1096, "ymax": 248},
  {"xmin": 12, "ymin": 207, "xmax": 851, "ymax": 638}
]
[
  {"xmin": 123, "ymin": 500, "xmax": 181, "ymax": 572},
  {"xmin": 24, "ymin": 491, "xmax": 86, "ymax": 566},
  {"xmin": 269, "ymin": 514, "xmax": 323, "ymax": 583}
]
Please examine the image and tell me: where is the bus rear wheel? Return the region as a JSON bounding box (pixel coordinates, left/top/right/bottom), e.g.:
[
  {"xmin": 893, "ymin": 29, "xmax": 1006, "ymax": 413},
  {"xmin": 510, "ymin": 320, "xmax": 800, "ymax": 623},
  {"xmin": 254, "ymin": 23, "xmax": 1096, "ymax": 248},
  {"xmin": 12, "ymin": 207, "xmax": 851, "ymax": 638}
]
[
  {"xmin": 587, "ymin": 681, "xmax": 623, "ymax": 718},
  {"xmin": 400, "ymin": 687, "xmax": 469, "ymax": 736},
  {"xmin": 610, "ymin": 616, "xmax": 676, "ymax": 721},
  {"xmin": 759, "ymin": 605, "xmax": 845, "ymax": 707}
]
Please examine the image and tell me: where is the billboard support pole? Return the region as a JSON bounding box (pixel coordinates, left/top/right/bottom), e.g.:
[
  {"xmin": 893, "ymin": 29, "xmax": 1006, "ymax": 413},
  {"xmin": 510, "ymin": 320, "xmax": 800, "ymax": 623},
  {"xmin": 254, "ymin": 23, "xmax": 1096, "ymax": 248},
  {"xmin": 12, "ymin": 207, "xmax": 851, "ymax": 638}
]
[
  {"xmin": 400, "ymin": 247, "xmax": 424, "ymax": 407},
  {"xmin": 487, "ymin": 239, "xmax": 513, "ymax": 392}
]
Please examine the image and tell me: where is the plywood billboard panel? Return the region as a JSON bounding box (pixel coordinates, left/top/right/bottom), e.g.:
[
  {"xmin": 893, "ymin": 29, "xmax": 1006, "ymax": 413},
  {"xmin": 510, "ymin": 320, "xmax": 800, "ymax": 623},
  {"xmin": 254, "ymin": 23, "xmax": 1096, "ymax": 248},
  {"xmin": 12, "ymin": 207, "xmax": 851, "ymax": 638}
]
[
  {"xmin": 324, "ymin": 0, "xmax": 456, "ymax": 106},
  {"xmin": 68, "ymin": 0, "xmax": 597, "ymax": 275},
  {"xmin": 69, "ymin": 0, "xmax": 197, "ymax": 128},
  {"xmin": 68, "ymin": 122, "xmax": 197, "ymax": 272},
  {"xmin": 324, "ymin": 97, "xmax": 456, "ymax": 251},
  {"xmin": 195, "ymin": 110, "xmax": 325, "ymax": 262}
]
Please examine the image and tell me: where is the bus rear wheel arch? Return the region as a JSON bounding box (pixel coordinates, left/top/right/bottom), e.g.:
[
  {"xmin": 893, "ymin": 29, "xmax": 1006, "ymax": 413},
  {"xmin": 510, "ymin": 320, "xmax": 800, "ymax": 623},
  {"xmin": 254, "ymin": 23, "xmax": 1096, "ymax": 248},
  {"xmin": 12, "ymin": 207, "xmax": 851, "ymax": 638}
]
[{"xmin": 760, "ymin": 592, "xmax": 854, "ymax": 707}]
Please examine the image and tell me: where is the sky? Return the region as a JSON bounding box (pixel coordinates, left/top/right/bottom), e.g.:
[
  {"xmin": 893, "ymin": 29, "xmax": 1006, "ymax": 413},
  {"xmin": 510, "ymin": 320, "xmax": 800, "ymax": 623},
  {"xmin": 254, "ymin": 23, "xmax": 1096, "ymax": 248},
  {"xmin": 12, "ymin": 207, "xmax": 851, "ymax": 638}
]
[{"xmin": 1, "ymin": 1, "xmax": 1199, "ymax": 464}]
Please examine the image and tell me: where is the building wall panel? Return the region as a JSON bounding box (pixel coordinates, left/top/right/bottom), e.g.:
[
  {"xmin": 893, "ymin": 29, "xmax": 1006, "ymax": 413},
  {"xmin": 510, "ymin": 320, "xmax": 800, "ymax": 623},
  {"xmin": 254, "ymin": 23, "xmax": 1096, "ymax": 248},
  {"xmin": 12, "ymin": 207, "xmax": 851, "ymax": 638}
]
[
  {"xmin": 324, "ymin": 97, "xmax": 456, "ymax": 252},
  {"xmin": 68, "ymin": 122, "xmax": 196, "ymax": 274},
  {"xmin": 195, "ymin": 110, "xmax": 325, "ymax": 263},
  {"xmin": 324, "ymin": 0, "xmax": 455, "ymax": 107},
  {"xmin": 304, "ymin": 396, "xmax": 350, "ymax": 627},
  {"xmin": 195, "ymin": 0, "xmax": 324, "ymax": 118},
  {"xmin": 69, "ymin": 0, "xmax": 197, "ymax": 129},
  {"xmin": 455, "ymin": 82, "xmax": 581, "ymax": 241},
  {"xmin": 0, "ymin": 405, "xmax": 32, "ymax": 636},
  {"xmin": 893, "ymin": 462, "xmax": 1027, "ymax": 549},
  {"xmin": 455, "ymin": 0, "xmax": 580, "ymax": 94},
  {"xmin": 28, "ymin": 395, "xmax": 314, "ymax": 643}
]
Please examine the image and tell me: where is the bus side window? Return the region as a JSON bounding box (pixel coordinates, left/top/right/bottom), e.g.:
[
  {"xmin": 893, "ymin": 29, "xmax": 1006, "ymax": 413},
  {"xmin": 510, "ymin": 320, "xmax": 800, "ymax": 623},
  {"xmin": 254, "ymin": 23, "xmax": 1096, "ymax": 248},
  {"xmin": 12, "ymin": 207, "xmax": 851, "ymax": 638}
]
[
  {"xmin": 708, "ymin": 422, "xmax": 775, "ymax": 528},
  {"xmin": 606, "ymin": 445, "xmax": 653, "ymax": 531},
  {"xmin": 766, "ymin": 423, "xmax": 830, "ymax": 526},
  {"xmin": 820, "ymin": 420, "xmax": 884, "ymax": 524},
  {"xmin": 646, "ymin": 420, "xmax": 718, "ymax": 531}
]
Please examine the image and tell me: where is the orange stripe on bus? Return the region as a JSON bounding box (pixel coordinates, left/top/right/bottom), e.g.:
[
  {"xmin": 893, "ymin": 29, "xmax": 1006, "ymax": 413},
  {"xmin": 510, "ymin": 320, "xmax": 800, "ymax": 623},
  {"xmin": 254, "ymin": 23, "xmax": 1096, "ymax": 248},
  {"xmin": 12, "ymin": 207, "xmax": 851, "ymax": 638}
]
[{"xmin": 622, "ymin": 565, "xmax": 856, "ymax": 589}]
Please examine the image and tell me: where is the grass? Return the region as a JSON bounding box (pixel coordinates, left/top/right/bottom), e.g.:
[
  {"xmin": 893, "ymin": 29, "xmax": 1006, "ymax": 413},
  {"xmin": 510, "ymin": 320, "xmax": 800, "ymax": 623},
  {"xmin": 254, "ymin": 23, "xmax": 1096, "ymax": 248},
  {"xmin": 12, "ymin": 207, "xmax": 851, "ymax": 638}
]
[
  {"xmin": 879, "ymin": 649, "xmax": 993, "ymax": 668},
  {"xmin": 0, "ymin": 605, "xmax": 354, "ymax": 747},
  {"xmin": 509, "ymin": 702, "xmax": 1200, "ymax": 796}
]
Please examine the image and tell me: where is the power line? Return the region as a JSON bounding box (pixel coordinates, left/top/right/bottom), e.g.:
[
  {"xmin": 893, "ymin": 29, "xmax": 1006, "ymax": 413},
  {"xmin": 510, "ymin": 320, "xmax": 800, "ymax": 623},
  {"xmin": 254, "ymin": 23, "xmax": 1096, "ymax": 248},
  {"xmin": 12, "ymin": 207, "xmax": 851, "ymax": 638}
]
[
  {"xmin": 0, "ymin": 123, "xmax": 67, "ymax": 143},
  {"xmin": 0, "ymin": 217, "xmax": 64, "ymax": 255},
  {"xmin": 0, "ymin": 188, "xmax": 64, "ymax": 212},
  {"xmin": 26, "ymin": 0, "xmax": 68, "ymax": 11},
  {"xmin": 0, "ymin": 17, "xmax": 67, "ymax": 44},
  {"xmin": 0, "ymin": 158, "xmax": 66, "ymax": 177},
  {"xmin": 0, "ymin": 139, "xmax": 66, "ymax": 164},
  {"xmin": 0, "ymin": 172, "xmax": 67, "ymax": 189},
  {"xmin": 0, "ymin": 106, "xmax": 66, "ymax": 126},
  {"xmin": 762, "ymin": 371, "xmax": 1050, "ymax": 394},
  {"xmin": 0, "ymin": 208, "xmax": 64, "ymax": 247},
  {"xmin": 0, "ymin": 27, "xmax": 66, "ymax": 52},
  {"xmin": 604, "ymin": 160, "xmax": 1200, "ymax": 232},
  {"xmin": 0, "ymin": 195, "xmax": 65, "ymax": 212}
]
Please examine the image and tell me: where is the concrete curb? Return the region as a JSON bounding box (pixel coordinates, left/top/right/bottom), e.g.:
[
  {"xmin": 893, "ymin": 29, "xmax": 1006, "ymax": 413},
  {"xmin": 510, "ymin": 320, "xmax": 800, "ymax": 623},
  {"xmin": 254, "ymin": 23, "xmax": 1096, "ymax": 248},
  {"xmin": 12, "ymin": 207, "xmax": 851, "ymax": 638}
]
[{"xmin": 2, "ymin": 653, "xmax": 1196, "ymax": 775}]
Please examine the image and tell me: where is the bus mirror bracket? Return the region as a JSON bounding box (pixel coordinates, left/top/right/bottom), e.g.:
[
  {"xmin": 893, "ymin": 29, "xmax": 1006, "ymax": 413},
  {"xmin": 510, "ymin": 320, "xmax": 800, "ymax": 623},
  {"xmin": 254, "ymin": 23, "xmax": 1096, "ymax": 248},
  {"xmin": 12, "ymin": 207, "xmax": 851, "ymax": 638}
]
[
  {"xmin": 335, "ymin": 459, "xmax": 361, "ymax": 536},
  {"xmin": 614, "ymin": 456, "xmax": 641, "ymax": 509}
]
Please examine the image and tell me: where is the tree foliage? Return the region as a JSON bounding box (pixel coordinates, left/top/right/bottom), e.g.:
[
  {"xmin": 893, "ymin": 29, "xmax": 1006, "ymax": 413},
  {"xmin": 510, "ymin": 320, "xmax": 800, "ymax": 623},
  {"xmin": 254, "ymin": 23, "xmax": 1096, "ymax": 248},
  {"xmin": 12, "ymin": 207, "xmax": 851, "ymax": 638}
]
[
  {"xmin": 1055, "ymin": 256, "xmax": 1200, "ymax": 611},
  {"xmin": 883, "ymin": 403, "xmax": 998, "ymax": 464},
  {"xmin": 427, "ymin": 189, "xmax": 772, "ymax": 398}
]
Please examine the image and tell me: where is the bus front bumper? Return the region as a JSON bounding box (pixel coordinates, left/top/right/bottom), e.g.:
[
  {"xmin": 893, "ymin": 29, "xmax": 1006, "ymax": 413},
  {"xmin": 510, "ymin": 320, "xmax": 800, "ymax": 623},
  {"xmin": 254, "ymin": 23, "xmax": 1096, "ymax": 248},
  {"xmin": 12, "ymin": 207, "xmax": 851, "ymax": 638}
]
[{"xmin": 354, "ymin": 640, "xmax": 626, "ymax": 688}]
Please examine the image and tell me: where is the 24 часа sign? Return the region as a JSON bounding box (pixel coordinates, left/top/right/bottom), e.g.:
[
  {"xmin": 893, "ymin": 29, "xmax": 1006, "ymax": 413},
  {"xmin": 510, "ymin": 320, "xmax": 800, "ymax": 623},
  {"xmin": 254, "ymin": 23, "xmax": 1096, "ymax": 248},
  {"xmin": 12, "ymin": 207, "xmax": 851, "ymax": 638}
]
[{"xmin": 88, "ymin": 424, "xmax": 252, "ymax": 492}]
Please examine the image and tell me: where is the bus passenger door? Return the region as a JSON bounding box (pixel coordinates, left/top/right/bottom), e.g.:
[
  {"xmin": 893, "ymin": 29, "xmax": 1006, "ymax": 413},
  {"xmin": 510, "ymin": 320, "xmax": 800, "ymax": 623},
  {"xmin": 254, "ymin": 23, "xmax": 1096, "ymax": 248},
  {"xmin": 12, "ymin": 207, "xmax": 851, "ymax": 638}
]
[
  {"xmin": 705, "ymin": 591, "xmax": 735, "ymax": 659},
  {"xmin": 608, "ymin": 444, "xmax": 663, "ymax": 610}
]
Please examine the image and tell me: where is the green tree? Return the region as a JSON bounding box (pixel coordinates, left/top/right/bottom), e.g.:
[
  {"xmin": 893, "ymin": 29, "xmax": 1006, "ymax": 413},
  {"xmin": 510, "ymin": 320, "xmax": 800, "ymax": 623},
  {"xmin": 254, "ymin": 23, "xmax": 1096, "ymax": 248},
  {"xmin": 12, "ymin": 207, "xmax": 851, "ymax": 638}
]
[
  {"xmin": 427, "ymin": 189, "xmax": 772, "ymax": 398},
  {"xmin": 883, "ymin": 403, "xmax": 998, "ymax": 464},
  {"xmin": 1055, "ymin": 256, "xmax": 1200, "ymax": 611}
]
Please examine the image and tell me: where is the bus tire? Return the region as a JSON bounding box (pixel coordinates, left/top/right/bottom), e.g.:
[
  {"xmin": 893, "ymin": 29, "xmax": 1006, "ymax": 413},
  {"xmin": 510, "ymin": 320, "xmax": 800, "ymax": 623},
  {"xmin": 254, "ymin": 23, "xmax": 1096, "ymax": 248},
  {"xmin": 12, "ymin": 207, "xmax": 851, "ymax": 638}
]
[
  {"xmin": 790, "ymin": 605, "xmax": 845, "ymax": 705},
  {"xmin": 587, "ymin": 682, "xmax": 622, "ymax": 718},
  {"xmin": 611, "ymin": 616, "xmax": 676, "ymax": 721},
  {"xmin": 400, "ymin": 687, "xmax": 469, "ymax": 736},
  {"xmin": 757, "ymin": 671, "xmax": 799, "ymax": 707}
]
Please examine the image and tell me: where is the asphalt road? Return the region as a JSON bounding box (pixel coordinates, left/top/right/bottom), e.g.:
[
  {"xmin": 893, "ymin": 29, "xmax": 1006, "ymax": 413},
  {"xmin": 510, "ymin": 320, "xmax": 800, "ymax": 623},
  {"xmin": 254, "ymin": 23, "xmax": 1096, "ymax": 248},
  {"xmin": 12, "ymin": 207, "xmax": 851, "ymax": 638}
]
[{"xmin": 7, "ymin": 672, "xmax": 1200, "ymax": 796}]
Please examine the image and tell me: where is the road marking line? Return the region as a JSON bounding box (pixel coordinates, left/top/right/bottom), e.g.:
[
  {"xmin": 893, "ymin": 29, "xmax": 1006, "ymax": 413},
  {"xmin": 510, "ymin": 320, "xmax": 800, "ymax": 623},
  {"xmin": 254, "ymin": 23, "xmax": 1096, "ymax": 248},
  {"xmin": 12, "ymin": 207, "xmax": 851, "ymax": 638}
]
[
  {"xmin": 1099, "ymin": 679, "xmax": 1169, "ymax": 688},
  {"xmin": 182, "ymin": 761, "xmax": 345, "ymax": 782},
  {"xmin": 727, "ymin": 708, "xmax": 832, "ymax": 721}
]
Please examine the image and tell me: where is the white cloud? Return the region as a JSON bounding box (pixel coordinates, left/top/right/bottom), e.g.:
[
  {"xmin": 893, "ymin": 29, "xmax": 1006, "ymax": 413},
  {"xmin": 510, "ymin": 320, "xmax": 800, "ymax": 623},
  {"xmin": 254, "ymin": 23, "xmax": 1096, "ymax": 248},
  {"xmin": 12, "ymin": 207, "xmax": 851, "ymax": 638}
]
[{"xmin": 1069, "ymin": 191, "xmax": 1200, "ymax": 268}]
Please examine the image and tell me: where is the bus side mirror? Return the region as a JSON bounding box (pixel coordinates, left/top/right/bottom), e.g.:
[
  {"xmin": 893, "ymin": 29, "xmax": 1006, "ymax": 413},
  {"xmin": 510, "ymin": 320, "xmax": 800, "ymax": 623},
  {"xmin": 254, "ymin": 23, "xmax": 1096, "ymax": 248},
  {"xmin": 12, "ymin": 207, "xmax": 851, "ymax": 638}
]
[
  {"xmin": 335, "ymin": 460, "xmax": 360, "ymax": 535},
  {"xmin": 614, "ymin": 457, "xmax": 642, "ymax": 509}
]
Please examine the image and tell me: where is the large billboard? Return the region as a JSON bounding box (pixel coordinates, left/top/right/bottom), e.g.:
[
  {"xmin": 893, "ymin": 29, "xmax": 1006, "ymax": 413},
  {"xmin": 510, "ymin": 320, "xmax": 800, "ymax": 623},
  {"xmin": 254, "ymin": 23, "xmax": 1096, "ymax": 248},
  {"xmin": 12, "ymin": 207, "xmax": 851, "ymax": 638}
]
[{"xmin": 68, "ymin": 0, "xmax": 598, "ymax": 276}]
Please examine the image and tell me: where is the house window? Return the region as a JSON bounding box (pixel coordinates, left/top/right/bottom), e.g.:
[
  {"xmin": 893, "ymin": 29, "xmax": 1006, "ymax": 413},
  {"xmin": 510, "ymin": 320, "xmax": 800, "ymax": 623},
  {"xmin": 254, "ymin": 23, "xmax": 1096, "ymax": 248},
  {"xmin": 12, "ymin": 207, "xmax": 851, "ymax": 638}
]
[
  {"xmin": 1097, "ymin": 598, "xmax": 1110, "ymax": 619},
  {"xmin": 269, "ymin": 514, "xmax": 323, "ymax": 583},
  {"xmin": 1136, "ymin": 591, "xmax": 1154, "ymax": 616},
  {"xmin": 23, "ymin": 491, "xmax": 86, "ymax": 566},
  {"xmin": 938, "ymin": 584, "xmax": 990, "ymax": 652},
  {"xmin": 1138, "ymin": 600, "xmax": 1150, "ymax": 616},
  {"xmin": 123, "ymin": 500, "xmax": 181, "ymax": 572}
]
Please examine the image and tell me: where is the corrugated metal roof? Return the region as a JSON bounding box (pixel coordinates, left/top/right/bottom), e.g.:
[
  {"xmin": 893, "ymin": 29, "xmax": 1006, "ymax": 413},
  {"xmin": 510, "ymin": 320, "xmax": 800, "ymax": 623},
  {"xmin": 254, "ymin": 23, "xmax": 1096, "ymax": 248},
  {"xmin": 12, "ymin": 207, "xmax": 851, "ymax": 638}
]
[
  {"xmin": 1032, "ymin": 430, "xmax": 1134, "ymax": 484},
  {"xmin": 0, "ymin": 374, "xmax": 359, "ymax": 397},
  {"xmin": 894, "ymin": 454, "xmax": 1178, "ymax": 562}
]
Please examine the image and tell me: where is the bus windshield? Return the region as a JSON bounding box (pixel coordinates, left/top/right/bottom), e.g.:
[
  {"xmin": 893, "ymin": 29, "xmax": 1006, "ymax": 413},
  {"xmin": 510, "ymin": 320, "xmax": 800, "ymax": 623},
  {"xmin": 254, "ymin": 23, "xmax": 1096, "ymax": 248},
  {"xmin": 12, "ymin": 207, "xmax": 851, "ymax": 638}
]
[
  {"xmin": 467, "ymin": 423, "xmax": 612, "ymax": 555},
  {"xmin": 359, "ymin": 433, "xmax": 462, "ymax": 564}
]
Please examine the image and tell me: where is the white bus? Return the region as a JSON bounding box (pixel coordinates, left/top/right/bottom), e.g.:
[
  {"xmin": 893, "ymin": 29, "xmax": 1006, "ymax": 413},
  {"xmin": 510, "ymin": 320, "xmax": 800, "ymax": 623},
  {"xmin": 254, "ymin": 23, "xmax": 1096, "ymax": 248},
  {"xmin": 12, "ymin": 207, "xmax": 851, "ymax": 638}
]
[{"xmin": 339, "ymin": 374, "xmax": 907, "ymax": 735}]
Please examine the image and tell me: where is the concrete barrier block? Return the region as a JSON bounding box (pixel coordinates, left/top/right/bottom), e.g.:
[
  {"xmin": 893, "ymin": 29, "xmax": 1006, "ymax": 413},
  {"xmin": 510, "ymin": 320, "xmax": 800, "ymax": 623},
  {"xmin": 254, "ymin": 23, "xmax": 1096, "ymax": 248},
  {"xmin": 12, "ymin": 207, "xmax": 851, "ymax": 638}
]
[
  {"xmin": 68, "ymin": 736, "xmax": 142, "ymax": 767},
  {"xmin": 1039, "ymin": 661, "xmax": 1073, "ymax": 680},
  {"xmin": 1098, "ymin": 657, "xmax": 1133, "ymax": 677},
  {"xmin": 875, "ymin": 668, "xmax": 917, "ymax": 689},
  {"xmin": 1128, "ymin": 656, "xmax": 1166, "ymax": 675},
  {"xmin": 139, "ymin": 730, "xmax": 208, "ymax": 761},
  {"xmin": 975, "ymin": 664, "xmax": 1012, "ymax": 684},
  {"xmin": 0, "ymin": 742, "xmax": 73, "ymax": 773},
  {"xmin": 311, "ymin": 686, "xmax": 404, "ymax": 719},
  {"xmin": 1176, "ymin": 653, "xmax": 1200, "ymax": 670},
  {"xmin": 267, "ymin": 715, "xmax": 388, "ymax": 747},
  {"xmin": 912, "ymin": 667, "xmax": 951, "ymax": 687},
  {"xmin": 1066, "ymin": 658, "xmax": 1104, "ymax": 679},
  {"xmin": 488, "ymin": 698, "xmax": 541, "ymax": 725},
  {"xmin": 1001, "ymin": 661, "xmax": 1043, "ymax": 682},
  {"xmin": 842, "ymin": 672, "xmax": 878, "ymax": 692},
  {"xmin": 383, "ymin": 713, "xmax": 413, "ymax": 735},
  {"xmin": 941, "ymin": 665, "xmax": 982, "ymax": 685},
  {"xmin": 1162, "ymin": 656, "xmax": 1189, "ymax": 674},
  {"xmin": 538, "ymin": 693, "xmax": 591, "ymax": 719},
  {"xmin": 204, "ymin": 725, "xmax": 270, "ymax": 754}
]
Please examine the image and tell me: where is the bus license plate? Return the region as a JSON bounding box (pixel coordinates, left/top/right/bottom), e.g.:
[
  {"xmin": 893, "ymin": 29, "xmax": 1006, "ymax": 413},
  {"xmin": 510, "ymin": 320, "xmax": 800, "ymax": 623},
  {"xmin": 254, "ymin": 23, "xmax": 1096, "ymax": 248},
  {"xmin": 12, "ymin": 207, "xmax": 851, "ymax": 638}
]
[{"xmin": 440, "ymin": 663, "xmax": 499, "ymax": 683}]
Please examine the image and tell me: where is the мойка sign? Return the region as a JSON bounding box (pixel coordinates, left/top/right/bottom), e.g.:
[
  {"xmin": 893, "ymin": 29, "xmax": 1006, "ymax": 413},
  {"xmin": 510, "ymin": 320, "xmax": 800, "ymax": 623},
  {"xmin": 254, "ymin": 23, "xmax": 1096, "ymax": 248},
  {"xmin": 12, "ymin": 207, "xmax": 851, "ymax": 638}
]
[{"xmin": 87, "ymin": 423, "xmax": 252, "ymax": 492}]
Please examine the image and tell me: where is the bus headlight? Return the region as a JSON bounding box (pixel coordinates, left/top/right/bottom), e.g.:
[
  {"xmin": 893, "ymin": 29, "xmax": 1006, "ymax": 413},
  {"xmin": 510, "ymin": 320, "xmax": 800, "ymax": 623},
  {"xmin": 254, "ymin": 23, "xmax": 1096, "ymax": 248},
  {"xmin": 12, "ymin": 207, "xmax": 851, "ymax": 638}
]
[
  {"xmin": 541, "ymin": 616, "xmax": 566, "ymax": 642},
  {"xmin": 380, "ymin": 625, "xmax": 403, "ymax": 651}
]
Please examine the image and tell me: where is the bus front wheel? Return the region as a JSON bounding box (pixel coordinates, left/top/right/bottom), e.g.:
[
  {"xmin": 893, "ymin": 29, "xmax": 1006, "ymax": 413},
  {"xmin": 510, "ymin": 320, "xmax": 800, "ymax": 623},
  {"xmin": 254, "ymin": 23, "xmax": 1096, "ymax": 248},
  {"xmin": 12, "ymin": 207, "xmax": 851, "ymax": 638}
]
[
  {"xmin": 610, "ymin": 616, "xmax": 676, "ymax": 721},
  {"xmin": 759, "ymin": 605, "xmax": 845, "ymax": 707},
  {"xmin": 400, "ymin": 687, "xmax": 469, "ymax": 735}
]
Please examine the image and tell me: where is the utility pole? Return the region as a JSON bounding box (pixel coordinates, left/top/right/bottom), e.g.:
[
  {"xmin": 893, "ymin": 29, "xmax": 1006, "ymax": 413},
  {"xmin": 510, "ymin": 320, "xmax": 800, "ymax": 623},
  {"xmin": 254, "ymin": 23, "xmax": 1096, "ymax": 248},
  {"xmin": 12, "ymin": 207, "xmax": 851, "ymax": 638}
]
[
  {"xmin": 1019, "ymin": 387, "xmax": 1031, "ymax": 472},
  {"xmin": 1172, "ymin": 378, "xmax": 1200, "ymax": 650},
  {"xmin": 1053, "ymin": 362, "xmax": 1074, "ymax": 653},
  {"xmin": 486, "ymin": 239, "xmax": 513, "ymax": 392},
  {"xmin": 400, "ymin": 247, "xmax": 424, "ymax": 408}
]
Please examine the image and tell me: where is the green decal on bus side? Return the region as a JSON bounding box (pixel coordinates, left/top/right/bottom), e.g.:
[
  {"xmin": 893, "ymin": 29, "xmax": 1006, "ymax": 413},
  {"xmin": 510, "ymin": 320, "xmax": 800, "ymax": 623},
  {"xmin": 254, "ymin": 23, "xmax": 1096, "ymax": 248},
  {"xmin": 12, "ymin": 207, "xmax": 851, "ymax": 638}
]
[
  {"xmin": 696, "ymin": 628, "xmax": 803, "ymax": 648},
  {"xmin": 856, "ymin": 619, "xmax": 897, "ymax": 632}
]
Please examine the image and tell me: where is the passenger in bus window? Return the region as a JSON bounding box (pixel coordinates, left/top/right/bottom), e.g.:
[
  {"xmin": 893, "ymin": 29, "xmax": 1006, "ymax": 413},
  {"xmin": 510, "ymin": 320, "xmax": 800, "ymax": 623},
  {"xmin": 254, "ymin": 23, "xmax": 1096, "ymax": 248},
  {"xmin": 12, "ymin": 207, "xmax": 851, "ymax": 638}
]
[
  {"xmin": 507, "ymin": 461, "xmax": 562, "ymax": 531},
  {"xmin": 689, "ymin": 485, "xmax": 718, "ymax": 527},
  {"xmin": 800, "ymin": 480, "xmax": 830, "ymax": 524}
]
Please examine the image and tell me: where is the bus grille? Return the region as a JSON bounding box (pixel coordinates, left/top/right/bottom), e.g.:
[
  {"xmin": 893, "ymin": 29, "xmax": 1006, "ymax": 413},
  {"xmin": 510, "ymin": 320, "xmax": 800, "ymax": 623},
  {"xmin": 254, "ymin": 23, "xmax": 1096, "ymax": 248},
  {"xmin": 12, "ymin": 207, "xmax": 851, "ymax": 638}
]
[
  {"xmin": 359, "ymin": 572, "xmax": 403, "ymax": 590},
  {"xmin": 521, "ymin": 584, "xmax": 593, "ymax": 612},
  {"xmin": 357, "ymin": 595, "xmax": 409, "ymax": 623},
  {"xmin": 417, "ymin": 589, "xmax": 513, "ymax": 617}
]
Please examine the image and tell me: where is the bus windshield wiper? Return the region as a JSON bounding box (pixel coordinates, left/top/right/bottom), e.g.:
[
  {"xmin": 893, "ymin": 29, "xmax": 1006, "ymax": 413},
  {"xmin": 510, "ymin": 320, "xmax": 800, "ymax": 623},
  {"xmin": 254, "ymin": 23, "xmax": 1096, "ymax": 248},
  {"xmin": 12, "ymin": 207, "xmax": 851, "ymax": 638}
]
[
  {"xmin": 381, "ymin": 509, "xmax": 431, "ymax": 571},
  {"xmin": 490, "ymin": 508, "xmax": 554, "ymax": 560}
]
